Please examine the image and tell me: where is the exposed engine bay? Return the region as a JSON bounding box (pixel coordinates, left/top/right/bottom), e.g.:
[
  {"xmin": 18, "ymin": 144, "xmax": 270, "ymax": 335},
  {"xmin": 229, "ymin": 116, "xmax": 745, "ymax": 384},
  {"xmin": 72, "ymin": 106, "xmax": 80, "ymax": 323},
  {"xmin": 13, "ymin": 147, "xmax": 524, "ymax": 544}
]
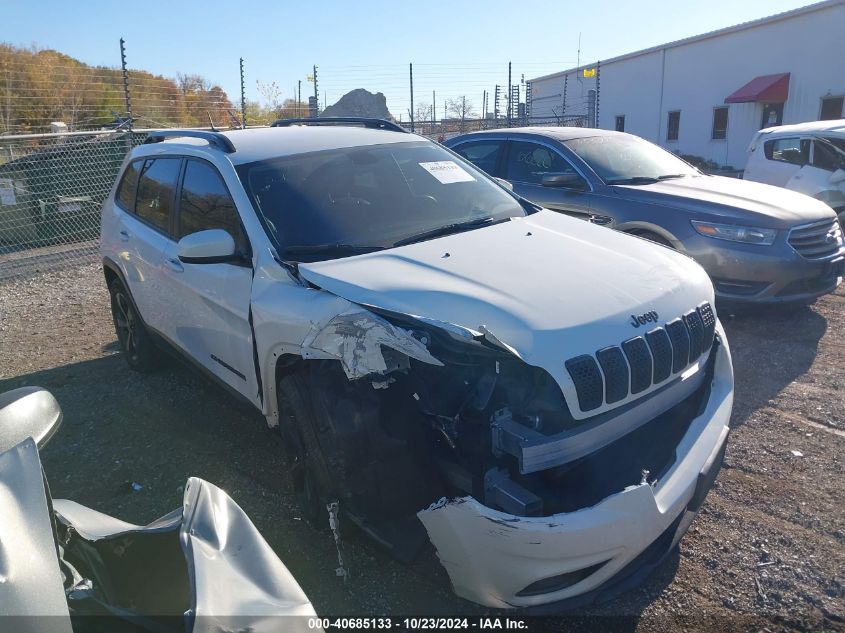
[{"xmin": 288, "ymin": 306, "xmax": 717, "ymax": 561}]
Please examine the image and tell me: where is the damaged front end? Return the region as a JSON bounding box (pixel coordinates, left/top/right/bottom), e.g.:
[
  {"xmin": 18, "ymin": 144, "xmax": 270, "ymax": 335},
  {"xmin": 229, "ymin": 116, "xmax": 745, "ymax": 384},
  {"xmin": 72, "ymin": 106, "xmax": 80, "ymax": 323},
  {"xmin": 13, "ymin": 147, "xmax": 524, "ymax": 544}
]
[{"xmin": 293, "ymin": 304, "xmax": 733, "ymax": 608}]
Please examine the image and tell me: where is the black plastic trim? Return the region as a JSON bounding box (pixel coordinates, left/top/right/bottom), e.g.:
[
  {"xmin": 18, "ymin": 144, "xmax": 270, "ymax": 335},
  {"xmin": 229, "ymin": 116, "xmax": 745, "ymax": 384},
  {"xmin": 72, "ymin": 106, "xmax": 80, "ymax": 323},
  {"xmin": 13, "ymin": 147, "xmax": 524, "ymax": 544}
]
[{"xmin": 270, "ymin": 117, "xmax": 408, "ymax": 133}]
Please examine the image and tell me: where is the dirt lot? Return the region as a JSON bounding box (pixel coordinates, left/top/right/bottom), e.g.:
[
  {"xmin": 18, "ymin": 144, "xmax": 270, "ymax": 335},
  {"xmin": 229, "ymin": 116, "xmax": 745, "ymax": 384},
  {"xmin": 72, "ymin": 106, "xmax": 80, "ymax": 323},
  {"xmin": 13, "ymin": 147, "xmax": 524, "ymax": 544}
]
[{"xmin": 1, "ymin": 260, "xmax": 843, "ymax": 631}]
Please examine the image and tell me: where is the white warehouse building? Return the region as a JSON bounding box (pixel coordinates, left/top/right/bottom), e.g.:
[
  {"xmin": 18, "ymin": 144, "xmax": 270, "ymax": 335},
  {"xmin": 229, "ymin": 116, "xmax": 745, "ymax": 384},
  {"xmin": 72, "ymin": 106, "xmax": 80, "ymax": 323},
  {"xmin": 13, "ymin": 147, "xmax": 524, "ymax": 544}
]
[{"xmin": 527, "ymin": 0, "xmax": 845, "ymax": 170}]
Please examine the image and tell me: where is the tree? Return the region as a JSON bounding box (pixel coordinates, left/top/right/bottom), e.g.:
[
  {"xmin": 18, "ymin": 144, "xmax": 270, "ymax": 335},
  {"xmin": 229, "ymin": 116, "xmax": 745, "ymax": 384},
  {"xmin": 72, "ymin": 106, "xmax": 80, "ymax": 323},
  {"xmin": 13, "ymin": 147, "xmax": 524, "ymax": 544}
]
[
  {"xmin": 412, "ymin": 101, "xmax": 434, "ymax": 127},
  {"xmin": 446, "ymin": 96, "xmax": 477, "ymax": 131},
  {"xmin": 256, "ymin": 80, "xmax": 283, "ymax": 118}
]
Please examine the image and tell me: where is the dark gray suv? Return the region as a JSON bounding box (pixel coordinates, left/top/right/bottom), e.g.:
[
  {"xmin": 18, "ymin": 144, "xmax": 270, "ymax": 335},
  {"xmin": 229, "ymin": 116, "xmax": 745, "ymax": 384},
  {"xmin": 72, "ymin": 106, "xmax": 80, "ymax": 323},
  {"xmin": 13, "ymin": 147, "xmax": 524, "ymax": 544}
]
[{"xmin": 446, "ymin": 128, "xmax": 844, "ymax": 304}]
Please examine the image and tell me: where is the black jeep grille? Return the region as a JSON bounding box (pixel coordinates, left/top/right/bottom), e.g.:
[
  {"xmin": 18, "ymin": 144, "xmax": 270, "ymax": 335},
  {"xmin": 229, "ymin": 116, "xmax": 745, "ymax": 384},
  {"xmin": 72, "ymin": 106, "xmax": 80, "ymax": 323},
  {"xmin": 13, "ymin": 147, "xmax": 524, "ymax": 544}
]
[
  {"xmin": 565, "ymin": 302, "xmax": 716, "ymax": 412},
  {"xmin": 666, "ymin": 318, "xmax": 691, "ymax": 373},
  {"xmin": 645, "ymin": 327, "xmax": 673, "ymax": 384},
  {"xmin": 622, "ymin": 337, "xmax": 652, "ymax": 395}
]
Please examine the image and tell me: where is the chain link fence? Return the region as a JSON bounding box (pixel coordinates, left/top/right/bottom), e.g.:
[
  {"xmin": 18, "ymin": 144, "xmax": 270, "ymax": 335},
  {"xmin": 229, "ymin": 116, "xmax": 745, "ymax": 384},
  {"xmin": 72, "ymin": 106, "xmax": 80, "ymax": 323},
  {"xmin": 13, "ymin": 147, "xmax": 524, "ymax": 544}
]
[{"xmin": 0, "ymin": 129, "xmax": 145, "ymax": 279}]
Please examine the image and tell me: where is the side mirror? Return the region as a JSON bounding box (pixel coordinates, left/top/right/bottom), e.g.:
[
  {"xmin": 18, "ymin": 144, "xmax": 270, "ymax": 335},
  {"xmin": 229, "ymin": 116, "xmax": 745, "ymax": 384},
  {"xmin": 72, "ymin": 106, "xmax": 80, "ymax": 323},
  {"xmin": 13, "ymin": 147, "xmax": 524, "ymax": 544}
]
[
  {"xmin": 177, "ymin": 229, "xmax": 238, "ymax": 264},
  {"xmin": 0, "ymin": 387, "xmax": 62, "ymax": 453},
  {"xmin": 542, "ymin": 173, "xmax": 587, "ymax": 190},
  {"xmin": 829, "ymin": 168, "xmax": 845, "ymax": 185}
]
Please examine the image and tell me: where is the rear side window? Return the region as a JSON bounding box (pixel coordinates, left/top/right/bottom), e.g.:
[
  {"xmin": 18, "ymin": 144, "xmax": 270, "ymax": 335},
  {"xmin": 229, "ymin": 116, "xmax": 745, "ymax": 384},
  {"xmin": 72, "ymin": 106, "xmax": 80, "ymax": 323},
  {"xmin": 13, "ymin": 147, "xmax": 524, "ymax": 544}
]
[
  {"xmin": 135, "ymin": 158, "xmax": 181, "ymax": 234},
  {"xmin": 116, "ymin": 160, "xmax": 141, "ymax": 211},
  {"xmin": 764, "ymin": 138, "xmax": 809, "ymax": 165},
  {"xmin": 505, "ymin": 141, "xmax": 578, "ymax": 185},
  {"xmin": 452, "ymin": 140, "xmax": 503, "ymax": 175},
  {"xmin": 178, "ymin": 160, "xmax": 246, "ymax": 251}
]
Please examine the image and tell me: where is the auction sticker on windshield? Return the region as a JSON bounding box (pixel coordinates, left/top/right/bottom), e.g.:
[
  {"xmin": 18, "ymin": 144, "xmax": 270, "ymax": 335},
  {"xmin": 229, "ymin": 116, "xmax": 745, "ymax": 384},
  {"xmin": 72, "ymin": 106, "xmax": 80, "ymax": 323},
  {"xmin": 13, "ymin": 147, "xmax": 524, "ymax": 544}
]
[{"xmin": 419, "ymin": 161, "xmax": 475, "ymax": 184}]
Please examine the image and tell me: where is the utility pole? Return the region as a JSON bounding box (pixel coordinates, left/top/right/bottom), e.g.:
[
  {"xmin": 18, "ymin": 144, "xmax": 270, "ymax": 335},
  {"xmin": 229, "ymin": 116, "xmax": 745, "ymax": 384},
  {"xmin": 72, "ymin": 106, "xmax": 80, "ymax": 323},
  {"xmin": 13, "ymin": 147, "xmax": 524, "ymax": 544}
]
[
  {"xmin": 432, "ymin": 90, "xmax": 436, "ymax": 131},
  {"xmin": 298, "ymin": 80, "xmax": 301, "ymax": 117},
  {"xmin": 409, "ymin": 63, "xmax": 414, "ymax": 133},
  {"xmin": 507, "ymin": 61, "xmax": 512, "ymax": 126},
  {"xmin": 239, "ymin": 57, "xmax": 246, "ymax": 128},
  {"xmin": 119, "ymin": 38, "xmax": 132, "ymax": 131},
  {"xmin": 313, "ymin": 65, "xmax": 319, "ymax": 116}
]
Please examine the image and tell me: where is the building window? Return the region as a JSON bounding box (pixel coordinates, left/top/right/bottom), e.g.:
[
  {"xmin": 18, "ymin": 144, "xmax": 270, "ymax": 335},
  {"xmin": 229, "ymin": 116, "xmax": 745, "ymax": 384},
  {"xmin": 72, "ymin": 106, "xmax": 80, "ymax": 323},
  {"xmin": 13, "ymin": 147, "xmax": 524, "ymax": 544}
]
[
  {"xmin": 667, "ymin": 111, "xmax": 680, "ymax": 141},
  {"xmin": 712, "ymin": 107, "xmax": 728, "ymax": 140},
  {"xmin": 615, "ymin": 115, "xmax": 625, "ymax": 132},
  {"xmin": 761, "ymin": 103, "xmax": 783, "ymax": 128},
  {"xmin": 820, "ymin": 96, "xmax": 844, "ymax": 121}
]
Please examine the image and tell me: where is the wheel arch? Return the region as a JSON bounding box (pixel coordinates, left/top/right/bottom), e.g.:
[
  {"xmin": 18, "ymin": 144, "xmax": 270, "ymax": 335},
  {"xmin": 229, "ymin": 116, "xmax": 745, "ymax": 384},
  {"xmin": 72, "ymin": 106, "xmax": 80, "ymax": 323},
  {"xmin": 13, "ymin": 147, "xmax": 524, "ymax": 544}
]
[{"xmin": 616, "ymin": 221, "xmax": 686, "ymax": 251}]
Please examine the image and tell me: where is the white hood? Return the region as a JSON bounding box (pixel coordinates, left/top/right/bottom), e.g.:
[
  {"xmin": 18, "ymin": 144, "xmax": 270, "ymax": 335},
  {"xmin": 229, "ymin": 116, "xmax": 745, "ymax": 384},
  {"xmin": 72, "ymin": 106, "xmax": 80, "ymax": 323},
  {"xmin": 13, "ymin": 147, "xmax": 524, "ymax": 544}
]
[{"xmin": 299, "ymin": 210, "xmax": 715, "ymax": 418}]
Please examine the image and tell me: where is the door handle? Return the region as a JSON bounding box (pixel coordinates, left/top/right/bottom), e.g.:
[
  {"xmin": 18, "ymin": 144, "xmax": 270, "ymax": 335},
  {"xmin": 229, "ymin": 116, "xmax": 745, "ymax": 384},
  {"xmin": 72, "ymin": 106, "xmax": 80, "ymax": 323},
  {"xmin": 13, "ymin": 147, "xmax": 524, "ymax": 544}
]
[
  {"xmin": 165, "ymin": 257, "xmax": 184, "ymax": 273},
  {"xmin": 119, "ymin": 229, "xmax": 130, "ymax": 242}
]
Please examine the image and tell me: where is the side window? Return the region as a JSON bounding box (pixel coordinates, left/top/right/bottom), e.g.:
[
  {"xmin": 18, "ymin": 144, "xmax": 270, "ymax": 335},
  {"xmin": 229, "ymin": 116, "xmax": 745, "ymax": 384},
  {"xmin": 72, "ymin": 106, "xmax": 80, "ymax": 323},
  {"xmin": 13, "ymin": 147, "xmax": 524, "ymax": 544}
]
[
  {"xmin": 135, "ymin": 158, "xmax": 181, "ymax": 234},
  {"xmin": 820, "ymin": 96, "xmax": 843, "ymax": 121},
  {"xmin": 505, "ymin": 141, "xmax": 578, "ymax": 185},
  {"xmin": 764, "ymin": 138, "xmax": 809, "ymax": 166},
  {"xmin": 452, "ymin": 140, "xmax": 503, "ymax": 175},
  {"xmin": 811, "ymin": 141, "xmax": 843, "ymax": 172},
  {"xmin": 116, "ymin": 160, "xmax": 141, "ymax": 211},
  {"xmin": 615, "ymin": 116, "xmax": 625, "ymax": 132},
  {"xmin": 178, "ymin": 160, "xmax": 246, "ymax": 252}
]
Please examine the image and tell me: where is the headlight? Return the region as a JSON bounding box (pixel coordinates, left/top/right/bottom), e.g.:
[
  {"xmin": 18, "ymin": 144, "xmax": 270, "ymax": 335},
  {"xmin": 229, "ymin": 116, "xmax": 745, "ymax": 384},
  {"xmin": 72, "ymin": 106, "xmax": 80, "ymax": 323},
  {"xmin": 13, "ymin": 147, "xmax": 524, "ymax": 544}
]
[{"xmin": 691, "ymin": 220, "xmax": 777, "ymax": 245}]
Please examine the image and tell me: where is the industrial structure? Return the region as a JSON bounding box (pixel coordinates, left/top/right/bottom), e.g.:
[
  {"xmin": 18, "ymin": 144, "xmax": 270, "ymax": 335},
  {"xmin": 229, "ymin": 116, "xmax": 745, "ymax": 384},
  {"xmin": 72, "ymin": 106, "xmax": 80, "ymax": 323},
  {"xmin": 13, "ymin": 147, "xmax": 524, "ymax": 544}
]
[{"xmin": 527, "ymin": 0, "xmax": 845, "ymax": 168}]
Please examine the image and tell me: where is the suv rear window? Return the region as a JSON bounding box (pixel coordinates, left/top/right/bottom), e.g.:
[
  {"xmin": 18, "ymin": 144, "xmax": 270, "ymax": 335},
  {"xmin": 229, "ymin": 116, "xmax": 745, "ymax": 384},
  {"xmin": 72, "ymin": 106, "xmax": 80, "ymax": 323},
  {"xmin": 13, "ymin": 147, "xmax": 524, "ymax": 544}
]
[
  {"xmin": 135, "ymin": 158, "xmax": 181, "ymax": 234},
  {"xmin": 764, "ymin": 138, "xmax": 809, "ymax": 165},
  {"xmin": 116, "ymin": 160, "xmax": 141, "ymax": 211}
]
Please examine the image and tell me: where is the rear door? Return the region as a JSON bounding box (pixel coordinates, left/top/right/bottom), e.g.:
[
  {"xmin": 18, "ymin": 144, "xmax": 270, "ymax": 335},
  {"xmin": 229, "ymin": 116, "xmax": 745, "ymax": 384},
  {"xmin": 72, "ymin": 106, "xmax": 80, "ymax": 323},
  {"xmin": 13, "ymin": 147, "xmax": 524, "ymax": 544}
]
[
  {"xmin": 502, "ymin": 139, "xmax": 593, "ymax": 218},
  {"xmin": 113, "ymin": 157, "xmax": 182, "ymax": 324},
  {"xmin": 159, "ymin": 158, "xmax": 259, "ymax": 404}
]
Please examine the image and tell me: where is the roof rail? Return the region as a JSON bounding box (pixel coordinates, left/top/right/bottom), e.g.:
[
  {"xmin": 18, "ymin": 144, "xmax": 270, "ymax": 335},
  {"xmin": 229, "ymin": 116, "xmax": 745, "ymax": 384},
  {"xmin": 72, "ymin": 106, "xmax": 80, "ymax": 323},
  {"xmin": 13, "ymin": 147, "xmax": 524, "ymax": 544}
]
[
  {"xmin": 143, "ymin": 129, "xmax": 236, "ymax": 153},
  {"xmin": 270, "ymin": 117, "xmax": 408, "ymax": 133}
]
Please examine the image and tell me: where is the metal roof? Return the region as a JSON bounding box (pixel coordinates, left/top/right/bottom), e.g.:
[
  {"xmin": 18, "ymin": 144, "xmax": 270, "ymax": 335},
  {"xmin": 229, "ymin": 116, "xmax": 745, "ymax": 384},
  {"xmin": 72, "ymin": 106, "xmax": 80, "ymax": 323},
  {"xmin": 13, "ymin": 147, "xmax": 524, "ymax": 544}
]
[{"xmin": 529, "ymin": 0, "xmax": 844, "ymax": 84}]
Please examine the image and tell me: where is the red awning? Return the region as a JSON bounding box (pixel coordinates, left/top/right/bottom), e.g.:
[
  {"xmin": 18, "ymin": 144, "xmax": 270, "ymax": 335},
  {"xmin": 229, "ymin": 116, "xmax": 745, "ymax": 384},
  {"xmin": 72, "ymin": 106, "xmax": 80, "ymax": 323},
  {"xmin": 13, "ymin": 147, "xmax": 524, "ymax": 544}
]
[{"xmin": 725, "ymin": 73, "xmax": 790, "ymax": 104}]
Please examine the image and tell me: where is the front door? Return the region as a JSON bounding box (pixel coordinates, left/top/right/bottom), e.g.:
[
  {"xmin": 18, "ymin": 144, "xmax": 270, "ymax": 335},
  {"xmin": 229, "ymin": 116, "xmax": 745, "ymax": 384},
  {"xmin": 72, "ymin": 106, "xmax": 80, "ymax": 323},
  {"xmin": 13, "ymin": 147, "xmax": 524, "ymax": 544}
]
[
  {"xmin": 503, "ymin": 140, "xmax": 593, "ymax": 219},
  {"xmin": 159, "ymin": 158, "xmax": 259, "ymax": 405}
]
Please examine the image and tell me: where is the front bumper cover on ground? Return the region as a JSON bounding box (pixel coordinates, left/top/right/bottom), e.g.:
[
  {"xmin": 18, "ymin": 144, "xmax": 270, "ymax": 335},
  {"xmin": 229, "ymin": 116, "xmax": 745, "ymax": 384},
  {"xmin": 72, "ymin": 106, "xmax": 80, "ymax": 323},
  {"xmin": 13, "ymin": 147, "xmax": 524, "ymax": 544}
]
[{"xmin": 418, "ymin": 326, "xmax": 734, "ymax": 610}]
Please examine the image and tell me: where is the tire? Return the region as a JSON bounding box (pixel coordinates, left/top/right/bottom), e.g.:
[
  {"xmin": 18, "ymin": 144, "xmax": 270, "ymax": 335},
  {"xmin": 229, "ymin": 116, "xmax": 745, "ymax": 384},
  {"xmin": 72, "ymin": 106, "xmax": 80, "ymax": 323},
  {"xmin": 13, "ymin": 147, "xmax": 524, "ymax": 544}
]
[
  {"xmin": 108, "ymin": 278, "xmax": 161, "ymax": 372},
  {"xmin": 277, "ymin": 372, "xmax": 332, "ymax": 529}
]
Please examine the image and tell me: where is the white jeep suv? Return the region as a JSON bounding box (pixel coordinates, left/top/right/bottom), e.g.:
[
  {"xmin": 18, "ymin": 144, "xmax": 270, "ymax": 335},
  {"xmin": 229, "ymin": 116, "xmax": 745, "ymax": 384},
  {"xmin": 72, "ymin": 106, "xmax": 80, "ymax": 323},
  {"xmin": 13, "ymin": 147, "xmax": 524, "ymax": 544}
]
[{"xmin": 100, "ymin": 119, "xmax": 734, "ymax": 610}]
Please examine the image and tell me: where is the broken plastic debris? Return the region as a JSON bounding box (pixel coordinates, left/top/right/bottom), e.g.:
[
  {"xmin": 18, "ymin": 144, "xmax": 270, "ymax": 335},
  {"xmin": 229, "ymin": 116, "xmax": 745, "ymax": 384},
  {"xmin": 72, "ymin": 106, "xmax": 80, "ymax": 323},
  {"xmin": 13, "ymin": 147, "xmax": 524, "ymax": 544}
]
[
  {"xmin": 326, "ymin": 501, "xmax": 349, "ymax": 582},
  {"xmin": 790, "ymin": 450, "xmax": 803, "ymax": 458},
  {"xmin": 131, "ymin": 482, "xmax": 143, "ymax": 491}
]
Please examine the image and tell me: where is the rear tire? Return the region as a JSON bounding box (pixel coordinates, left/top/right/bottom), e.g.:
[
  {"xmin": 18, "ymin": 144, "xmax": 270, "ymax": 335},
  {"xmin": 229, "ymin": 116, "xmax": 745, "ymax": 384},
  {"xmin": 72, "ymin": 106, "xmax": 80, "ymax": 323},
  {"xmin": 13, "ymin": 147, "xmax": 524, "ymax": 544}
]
[{"xmin": 108, "ymin": 279, "xmax": 161, "ymax": 373}]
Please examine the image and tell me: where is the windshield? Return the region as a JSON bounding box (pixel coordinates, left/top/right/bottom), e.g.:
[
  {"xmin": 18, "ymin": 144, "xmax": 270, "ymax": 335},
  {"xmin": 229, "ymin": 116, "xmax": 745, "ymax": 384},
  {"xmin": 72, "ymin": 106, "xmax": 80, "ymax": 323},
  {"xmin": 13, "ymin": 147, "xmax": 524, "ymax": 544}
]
[
  {"xmin": 565, "ymin": 134, "xmax": 699, "ymax": 184},
  {"xmin": 236, "ymin": 141, "xmax": 527, "ymax": 261}
]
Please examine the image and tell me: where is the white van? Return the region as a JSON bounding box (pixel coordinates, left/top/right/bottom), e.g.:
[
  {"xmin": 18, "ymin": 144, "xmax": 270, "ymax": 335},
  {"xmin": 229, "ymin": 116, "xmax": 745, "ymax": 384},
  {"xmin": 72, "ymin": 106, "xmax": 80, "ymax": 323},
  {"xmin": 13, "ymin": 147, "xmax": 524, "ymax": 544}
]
[{"xmin": 744, "ymin": 119, "xmax": 845, "ymax": 223}]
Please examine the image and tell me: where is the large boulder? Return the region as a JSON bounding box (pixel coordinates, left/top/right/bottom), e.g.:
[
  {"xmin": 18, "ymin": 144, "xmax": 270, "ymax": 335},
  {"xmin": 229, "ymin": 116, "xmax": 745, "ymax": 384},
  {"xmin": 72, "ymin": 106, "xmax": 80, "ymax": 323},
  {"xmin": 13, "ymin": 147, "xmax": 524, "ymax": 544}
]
[{"xmin": 321, "ymin": 89, "xmax": 393, "ymax": 120}]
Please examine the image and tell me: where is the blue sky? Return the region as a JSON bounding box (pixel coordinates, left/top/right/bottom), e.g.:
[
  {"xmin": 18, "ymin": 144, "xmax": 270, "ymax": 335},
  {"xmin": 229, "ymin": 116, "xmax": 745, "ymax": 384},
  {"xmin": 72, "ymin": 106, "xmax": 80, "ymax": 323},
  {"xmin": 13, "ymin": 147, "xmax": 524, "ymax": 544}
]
[{"xmin": 2, "ymin": 0, "xmax": 812, "ymax": 119}]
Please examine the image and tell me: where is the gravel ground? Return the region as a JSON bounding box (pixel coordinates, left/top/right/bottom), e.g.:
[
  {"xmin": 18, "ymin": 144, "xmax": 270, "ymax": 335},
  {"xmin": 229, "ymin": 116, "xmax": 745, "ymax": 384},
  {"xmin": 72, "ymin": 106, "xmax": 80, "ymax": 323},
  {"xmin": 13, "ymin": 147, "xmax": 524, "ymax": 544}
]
[{"xmin": 1, "ymin": 260, "xmax": 843, "ymax": 632}]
